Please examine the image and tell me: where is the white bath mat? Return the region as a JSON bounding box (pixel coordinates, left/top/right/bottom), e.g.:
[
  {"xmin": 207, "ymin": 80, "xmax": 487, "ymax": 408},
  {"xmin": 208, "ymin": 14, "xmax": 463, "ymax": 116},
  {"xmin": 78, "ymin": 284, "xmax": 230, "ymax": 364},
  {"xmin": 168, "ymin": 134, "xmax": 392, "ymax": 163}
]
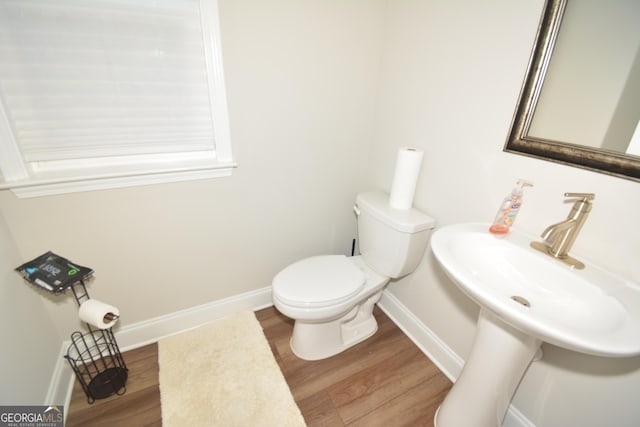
[{"xmin": 158, "ymin": 310, "xmax": 306, "ymax": 426}]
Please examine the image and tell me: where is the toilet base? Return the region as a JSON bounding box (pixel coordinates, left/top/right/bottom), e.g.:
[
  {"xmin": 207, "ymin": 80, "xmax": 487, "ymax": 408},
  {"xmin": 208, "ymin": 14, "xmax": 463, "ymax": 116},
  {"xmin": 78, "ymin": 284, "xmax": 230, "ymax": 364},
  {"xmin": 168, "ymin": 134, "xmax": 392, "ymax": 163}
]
[{"xmin": 290, "ymin": 291, "xmax": 383, "ymax": 360}]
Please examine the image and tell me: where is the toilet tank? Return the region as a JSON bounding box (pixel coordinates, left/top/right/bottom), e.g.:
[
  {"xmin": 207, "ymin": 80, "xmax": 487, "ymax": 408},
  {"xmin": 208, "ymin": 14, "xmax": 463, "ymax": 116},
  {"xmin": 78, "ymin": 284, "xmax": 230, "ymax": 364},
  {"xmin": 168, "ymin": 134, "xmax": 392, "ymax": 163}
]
[{"xmin": 355, "ymin": 191, "xmax": 436, "ymax": 278}]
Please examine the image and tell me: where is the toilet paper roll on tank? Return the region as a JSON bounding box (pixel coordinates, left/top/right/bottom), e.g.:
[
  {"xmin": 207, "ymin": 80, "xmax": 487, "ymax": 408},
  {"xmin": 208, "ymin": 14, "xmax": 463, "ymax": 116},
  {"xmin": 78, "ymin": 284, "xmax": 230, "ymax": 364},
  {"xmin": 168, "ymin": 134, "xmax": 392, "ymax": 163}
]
[
  {"xmin": 389, "ymin": 147, "xmax": 424, "ymax": 210},
  {"xmin": 78, "ymin": 299, "xmax": 120, "ymax": 329}
]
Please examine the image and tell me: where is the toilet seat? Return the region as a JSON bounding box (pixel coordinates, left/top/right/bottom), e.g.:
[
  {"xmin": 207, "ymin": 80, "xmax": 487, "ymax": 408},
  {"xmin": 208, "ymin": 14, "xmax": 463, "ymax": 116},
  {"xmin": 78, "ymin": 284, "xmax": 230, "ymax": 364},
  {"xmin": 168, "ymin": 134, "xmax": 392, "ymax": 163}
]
[{"xmin": 273, "ymin": 255, "xmax": 365, "ymax": 308}]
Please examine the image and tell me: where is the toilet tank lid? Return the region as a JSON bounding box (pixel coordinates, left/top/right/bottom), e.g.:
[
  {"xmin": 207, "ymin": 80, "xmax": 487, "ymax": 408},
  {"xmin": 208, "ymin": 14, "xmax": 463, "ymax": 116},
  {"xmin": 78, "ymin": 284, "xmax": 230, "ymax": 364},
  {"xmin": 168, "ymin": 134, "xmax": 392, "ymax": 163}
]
[{"xmin": 356, "ymin": 191, "xmax": 436, "ymax": 233}]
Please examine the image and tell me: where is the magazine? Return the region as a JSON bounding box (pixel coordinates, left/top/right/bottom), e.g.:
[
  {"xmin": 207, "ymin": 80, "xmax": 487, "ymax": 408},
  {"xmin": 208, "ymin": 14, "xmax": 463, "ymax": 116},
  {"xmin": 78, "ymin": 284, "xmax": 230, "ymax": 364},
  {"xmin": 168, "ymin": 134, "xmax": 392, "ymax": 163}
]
[{"xmin": 15, "ymin": 251, "xmax": 94, "ymax": 293}]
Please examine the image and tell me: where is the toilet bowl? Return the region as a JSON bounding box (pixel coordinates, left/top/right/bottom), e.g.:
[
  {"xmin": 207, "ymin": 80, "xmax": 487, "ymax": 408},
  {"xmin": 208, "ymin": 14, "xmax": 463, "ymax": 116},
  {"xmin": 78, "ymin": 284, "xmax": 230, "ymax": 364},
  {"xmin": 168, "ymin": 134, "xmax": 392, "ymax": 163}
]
[
  {"xmin": 272, "ymin": 191, "xmax": 435, "ymax": 360},
  {"xmin": 273, "ymin": 255, "xmax": 389, "ymax": 360}
]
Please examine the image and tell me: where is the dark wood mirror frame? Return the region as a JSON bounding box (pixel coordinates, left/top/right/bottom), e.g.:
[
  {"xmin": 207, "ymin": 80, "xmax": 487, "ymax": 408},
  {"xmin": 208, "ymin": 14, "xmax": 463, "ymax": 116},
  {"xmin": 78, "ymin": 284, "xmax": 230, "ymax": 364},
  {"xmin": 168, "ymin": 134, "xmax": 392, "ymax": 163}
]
[{"xmin": 504, "ymin": 0, "xmax": 640, "ymax": 183}]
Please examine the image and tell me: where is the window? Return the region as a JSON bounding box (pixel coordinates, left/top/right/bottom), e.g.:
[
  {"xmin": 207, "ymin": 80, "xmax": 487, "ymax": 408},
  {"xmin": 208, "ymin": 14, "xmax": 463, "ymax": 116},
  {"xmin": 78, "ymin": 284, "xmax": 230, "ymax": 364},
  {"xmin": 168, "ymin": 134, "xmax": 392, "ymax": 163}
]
[{"xmin": 0, "ymin": 0, "xmax": 234, "ymax": 198}]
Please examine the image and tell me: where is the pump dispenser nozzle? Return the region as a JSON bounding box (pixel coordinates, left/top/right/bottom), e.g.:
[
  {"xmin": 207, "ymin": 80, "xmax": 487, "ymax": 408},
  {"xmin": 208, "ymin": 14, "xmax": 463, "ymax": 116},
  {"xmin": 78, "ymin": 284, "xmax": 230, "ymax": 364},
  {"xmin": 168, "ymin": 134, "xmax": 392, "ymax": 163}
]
[{"xmin": 514, "ymin": 179, "xmax": 534, "ymax": 194}]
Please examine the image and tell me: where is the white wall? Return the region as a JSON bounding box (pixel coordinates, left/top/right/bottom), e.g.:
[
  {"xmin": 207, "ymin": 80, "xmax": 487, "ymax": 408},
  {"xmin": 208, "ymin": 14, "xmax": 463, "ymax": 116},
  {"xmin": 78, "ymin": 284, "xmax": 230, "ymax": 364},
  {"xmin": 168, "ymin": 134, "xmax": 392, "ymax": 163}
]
[
  {"xmin": 0, "ymin": 0, "xmax": 386, "ymax": 387},
  {"xmin": 1, "ymin": 1, "xmax": 640, "ymax": 425},
  {"xmin": 371, "ymin": 1, "xmax": 640, "ymax": 426},
  {"xmin": 0, "ymin": 212, "xmax": 61, "ymax": 404}
]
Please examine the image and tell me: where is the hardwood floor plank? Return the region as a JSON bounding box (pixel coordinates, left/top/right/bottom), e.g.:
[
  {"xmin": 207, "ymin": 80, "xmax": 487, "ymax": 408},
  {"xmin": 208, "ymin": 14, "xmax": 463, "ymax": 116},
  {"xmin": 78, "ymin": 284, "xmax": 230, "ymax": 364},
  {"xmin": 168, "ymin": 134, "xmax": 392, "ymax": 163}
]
[
  {"xmin": 260, "ymin": 306, "xmax": 452, "ymax": 426},
  {"xmin": 66, "ymin": 386, "xmax": 161, "ymax": 427},
  {"xmin": 297, "ymin": 391, "xmax": 346, "ymax": 427},
  {"xmin": 346, "ymin": 376, "xmax": 451, "ymax": 427},
  {"xmin": 257, "ymin": 308, "xmax": 296, "ymax": 364},
  {"xmin": 328, "ymin": 343, "xmax": 444, "ymax": 424},
  {"xmin": 280, "ymin": 312, "xmax": 412, "ymax": 402},
  {"xmin": 66, "ymin": 306, "xmax": 452, "ymax": 427}
]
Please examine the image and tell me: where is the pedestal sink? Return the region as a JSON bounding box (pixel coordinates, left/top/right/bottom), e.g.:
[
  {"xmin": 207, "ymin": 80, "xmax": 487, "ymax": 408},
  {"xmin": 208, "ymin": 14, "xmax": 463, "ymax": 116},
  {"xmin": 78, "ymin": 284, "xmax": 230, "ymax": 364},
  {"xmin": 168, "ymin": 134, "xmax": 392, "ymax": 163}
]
[{"xmin": 430, "ymin": 223, "xmax": 640, "ymax": 427}]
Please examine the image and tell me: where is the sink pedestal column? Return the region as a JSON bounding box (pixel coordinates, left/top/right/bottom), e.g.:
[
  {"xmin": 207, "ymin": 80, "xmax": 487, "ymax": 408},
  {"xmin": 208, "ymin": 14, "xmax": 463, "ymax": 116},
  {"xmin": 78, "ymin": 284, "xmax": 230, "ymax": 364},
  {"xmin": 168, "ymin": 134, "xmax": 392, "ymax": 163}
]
[{"xmin": 435, "ymin": 308, "xmax": 541, "ymax": 427}]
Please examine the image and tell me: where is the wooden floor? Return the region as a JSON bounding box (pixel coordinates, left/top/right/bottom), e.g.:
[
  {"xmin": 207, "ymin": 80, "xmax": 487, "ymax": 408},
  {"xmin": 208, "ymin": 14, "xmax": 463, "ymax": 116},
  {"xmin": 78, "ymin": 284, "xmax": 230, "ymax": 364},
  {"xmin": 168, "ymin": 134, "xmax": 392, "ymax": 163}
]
[{"xmin": 67, "ymin": 306, "xmax": 451, "ymax": 426}]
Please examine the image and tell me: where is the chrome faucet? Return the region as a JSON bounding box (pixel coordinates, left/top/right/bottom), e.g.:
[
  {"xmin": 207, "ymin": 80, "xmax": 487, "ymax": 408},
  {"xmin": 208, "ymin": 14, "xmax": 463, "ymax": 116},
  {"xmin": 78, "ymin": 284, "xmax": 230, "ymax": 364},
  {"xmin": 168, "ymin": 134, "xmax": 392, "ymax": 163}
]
[{"xmin": 530, "ymin": 193, "xmax": 595, "ymax": 269}]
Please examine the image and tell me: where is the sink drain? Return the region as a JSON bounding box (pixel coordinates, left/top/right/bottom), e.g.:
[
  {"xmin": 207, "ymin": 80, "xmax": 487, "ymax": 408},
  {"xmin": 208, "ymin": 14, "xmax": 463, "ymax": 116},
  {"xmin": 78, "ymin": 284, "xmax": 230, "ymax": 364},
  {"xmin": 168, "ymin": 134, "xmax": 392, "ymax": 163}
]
[{"xmin": 511, "ymin": 296, "xmax": 530, "ymax": 307}]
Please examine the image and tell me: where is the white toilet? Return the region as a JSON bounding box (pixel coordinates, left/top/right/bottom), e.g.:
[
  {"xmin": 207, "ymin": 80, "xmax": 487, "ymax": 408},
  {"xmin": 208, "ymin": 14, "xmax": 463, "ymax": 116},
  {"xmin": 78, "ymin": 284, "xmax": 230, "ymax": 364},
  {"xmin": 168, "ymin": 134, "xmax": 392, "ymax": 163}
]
[{"xmin": 272, "ymin": 191, "xmax": 435, "ymax": 360}]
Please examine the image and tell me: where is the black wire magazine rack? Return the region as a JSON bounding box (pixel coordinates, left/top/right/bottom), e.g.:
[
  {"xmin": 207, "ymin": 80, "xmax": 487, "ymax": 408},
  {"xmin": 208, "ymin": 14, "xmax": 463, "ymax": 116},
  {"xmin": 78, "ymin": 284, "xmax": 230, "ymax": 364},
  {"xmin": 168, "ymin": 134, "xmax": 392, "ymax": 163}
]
[{"xmin": 15, "ymin": 251, "xmax": 94, "ymax": 294}]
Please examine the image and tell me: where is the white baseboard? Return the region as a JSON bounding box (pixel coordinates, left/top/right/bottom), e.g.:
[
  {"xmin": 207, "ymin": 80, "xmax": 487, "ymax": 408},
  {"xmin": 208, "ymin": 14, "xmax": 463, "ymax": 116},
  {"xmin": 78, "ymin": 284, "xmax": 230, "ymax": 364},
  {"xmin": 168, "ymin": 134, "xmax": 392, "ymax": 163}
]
[
  {"xmin": 377, "ymin": 290, "xmax": 535, "ymax": 427},
  {"xmin": 114, "ymin": 286, "xmax": 273, "ymax": 351},
  {"xmin": 377, "ymin": 291, "xmax": 464, "ymax": 382},
  {"xmin": 46, "ymin": 286, "xmax": 274, "ymax": 415},
  {"xmin": 44, "ymin": 341, "xmax": 75, "ymax": 409}
]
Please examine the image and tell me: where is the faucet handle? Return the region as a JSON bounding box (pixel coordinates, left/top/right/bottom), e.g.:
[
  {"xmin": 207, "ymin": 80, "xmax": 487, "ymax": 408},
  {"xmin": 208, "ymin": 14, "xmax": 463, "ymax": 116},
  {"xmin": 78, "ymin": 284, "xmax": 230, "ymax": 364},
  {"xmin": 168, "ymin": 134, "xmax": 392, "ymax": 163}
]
[{"xmin": 564, "ymin": 192, "xmax": 595, "ymax": 202}]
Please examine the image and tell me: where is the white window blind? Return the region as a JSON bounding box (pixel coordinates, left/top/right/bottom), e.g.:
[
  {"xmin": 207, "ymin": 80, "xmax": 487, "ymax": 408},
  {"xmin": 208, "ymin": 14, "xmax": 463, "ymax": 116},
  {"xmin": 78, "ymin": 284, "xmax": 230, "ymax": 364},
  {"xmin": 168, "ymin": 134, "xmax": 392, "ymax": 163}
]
[{"xmin": 0, "ymin": 0, "xmax": 234, "ymax": 197}]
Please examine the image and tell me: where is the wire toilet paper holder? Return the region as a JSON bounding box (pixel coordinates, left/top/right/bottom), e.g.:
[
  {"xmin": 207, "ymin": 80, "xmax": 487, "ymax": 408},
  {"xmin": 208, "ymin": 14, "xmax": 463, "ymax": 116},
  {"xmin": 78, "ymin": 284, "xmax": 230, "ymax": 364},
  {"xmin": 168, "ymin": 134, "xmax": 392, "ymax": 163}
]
[
  {"xmin": 15, "ymin": 252, "xmax": 128, "ymax": 403},
  {"xmin": 64, "ymin": 280, "xmax": 128, "ymax": 404}
]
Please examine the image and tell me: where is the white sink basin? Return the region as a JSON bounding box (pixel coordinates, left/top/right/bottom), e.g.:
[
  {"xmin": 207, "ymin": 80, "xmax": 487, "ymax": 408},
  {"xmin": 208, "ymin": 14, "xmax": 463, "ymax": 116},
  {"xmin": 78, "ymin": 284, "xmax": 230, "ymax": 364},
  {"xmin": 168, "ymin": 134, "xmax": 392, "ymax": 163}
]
[{"xmin": 431, "ymin": 223, "xmax": 640, "ymax": 357}]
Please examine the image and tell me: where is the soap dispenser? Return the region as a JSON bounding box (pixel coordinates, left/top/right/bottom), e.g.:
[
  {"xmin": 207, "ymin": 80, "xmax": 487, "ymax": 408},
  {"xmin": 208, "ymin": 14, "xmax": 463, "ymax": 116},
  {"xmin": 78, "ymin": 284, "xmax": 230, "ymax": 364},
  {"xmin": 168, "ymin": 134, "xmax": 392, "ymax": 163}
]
[{"xmin": 489, "ymin": 179, "xmax": 533, "ymax": 235}]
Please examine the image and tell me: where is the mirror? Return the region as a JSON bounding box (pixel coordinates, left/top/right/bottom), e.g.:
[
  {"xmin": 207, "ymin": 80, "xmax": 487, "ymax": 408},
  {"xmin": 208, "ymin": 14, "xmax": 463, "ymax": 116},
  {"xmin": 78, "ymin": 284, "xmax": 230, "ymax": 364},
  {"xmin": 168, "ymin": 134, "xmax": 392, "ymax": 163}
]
[{"xmin": 504, "ymin": 0, "xmax": 640, "ymax": 182}]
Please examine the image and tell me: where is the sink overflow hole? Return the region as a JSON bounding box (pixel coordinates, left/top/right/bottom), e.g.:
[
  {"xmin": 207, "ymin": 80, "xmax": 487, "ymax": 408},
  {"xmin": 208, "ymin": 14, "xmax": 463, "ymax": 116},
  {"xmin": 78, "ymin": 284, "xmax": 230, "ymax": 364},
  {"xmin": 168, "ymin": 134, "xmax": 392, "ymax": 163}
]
[{"xmin": 511, "ymin": 296, "xmax": 530, "ymax": 307}]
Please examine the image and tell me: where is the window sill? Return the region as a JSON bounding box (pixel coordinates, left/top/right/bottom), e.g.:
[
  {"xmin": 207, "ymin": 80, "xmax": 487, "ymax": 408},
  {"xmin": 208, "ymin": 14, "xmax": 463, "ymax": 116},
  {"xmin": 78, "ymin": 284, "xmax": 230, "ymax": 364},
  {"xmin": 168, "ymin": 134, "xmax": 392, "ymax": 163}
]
[{"xmin": 1, "ymin": 161, "xmax": 236, "ymax": 198}]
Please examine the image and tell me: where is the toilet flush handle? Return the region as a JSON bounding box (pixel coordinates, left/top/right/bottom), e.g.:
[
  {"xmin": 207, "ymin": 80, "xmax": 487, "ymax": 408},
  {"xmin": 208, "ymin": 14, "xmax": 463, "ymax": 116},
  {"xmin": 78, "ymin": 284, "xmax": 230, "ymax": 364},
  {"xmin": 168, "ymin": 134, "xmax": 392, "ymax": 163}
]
[{"xmin": 353, "ymin": 204, "xmax": 361, "ymax": 216}]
